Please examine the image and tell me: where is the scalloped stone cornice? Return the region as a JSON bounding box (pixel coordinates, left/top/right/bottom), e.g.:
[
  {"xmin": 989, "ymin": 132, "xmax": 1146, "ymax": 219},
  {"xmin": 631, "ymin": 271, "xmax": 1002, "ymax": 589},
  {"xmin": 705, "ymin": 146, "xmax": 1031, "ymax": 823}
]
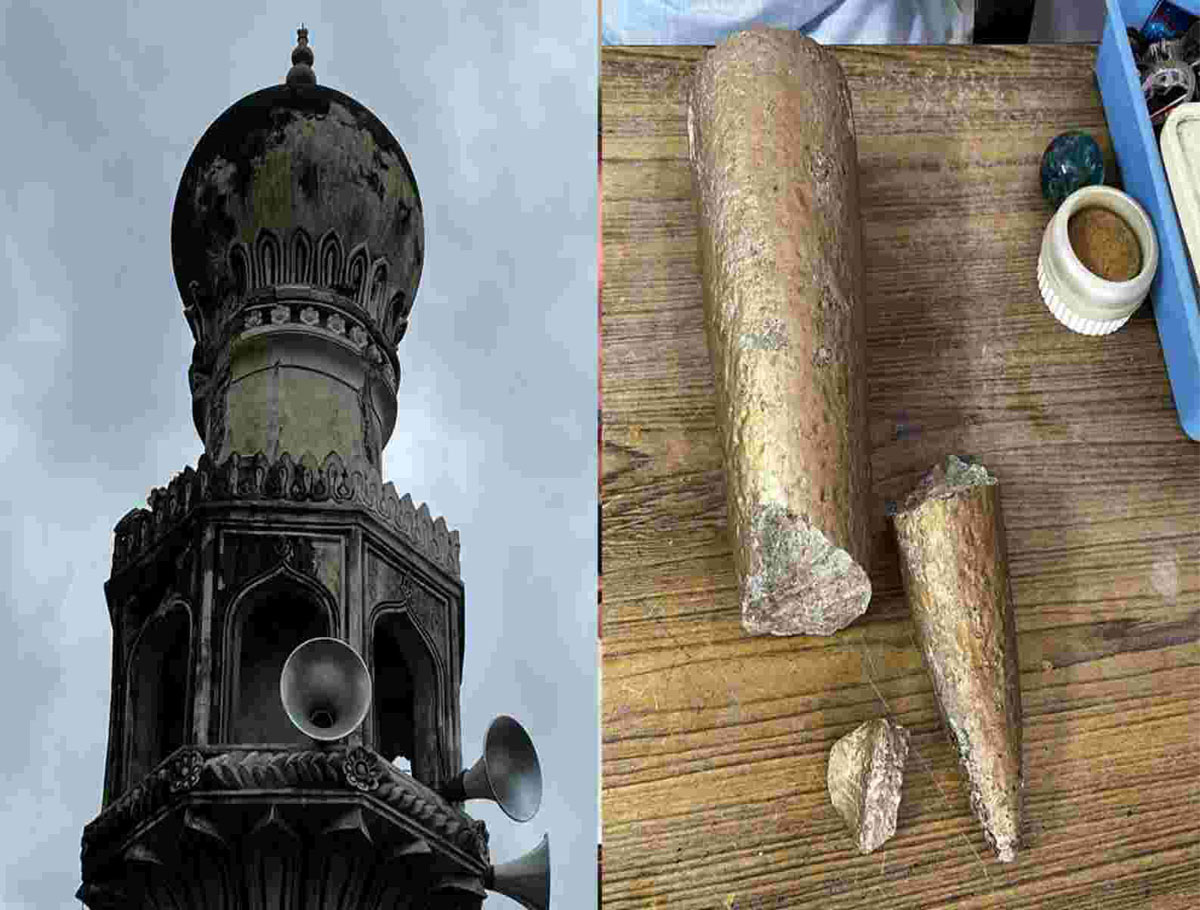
[{"xmin": 112, "ymin": 450, "xmax": 460, "ymax": 578}]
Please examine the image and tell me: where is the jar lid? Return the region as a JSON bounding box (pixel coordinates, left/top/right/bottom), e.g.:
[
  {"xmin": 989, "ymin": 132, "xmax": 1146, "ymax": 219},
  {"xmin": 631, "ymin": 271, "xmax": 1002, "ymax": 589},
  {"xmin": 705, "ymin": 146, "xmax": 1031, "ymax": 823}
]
[{"xmin": 1037, "ymin": 185, "xmax": 1159, "ymax": 335}]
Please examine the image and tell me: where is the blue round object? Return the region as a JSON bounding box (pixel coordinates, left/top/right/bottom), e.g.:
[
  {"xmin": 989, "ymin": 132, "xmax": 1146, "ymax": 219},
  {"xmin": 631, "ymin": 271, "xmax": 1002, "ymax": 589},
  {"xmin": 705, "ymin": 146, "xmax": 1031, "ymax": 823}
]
[{"xmin": 1040, "ymin": 131, "xmax": 1106, "ymax": 208}]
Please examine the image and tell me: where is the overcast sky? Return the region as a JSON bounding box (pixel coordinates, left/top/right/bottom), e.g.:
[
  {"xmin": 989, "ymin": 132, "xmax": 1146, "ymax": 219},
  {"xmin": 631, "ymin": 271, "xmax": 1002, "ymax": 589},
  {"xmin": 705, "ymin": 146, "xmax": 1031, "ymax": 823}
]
[{"xmin": 0, "ymin": 2, "xmax": 597, "ymax": 907}]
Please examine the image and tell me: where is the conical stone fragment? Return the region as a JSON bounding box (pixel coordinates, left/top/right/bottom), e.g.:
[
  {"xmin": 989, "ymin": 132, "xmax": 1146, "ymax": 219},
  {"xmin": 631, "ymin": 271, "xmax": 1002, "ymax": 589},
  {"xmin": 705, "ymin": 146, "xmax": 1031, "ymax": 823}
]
[
  {"xmin": 687, "ymin": 29, "xmax": 873, "ymax": 636},
  {"xmin": 892, "ymin": 456, "xmax": 1023, "ymax": 862},
  {"xmin": 827, "ymin": 718, "xmax": 910, "ymax": 854}
]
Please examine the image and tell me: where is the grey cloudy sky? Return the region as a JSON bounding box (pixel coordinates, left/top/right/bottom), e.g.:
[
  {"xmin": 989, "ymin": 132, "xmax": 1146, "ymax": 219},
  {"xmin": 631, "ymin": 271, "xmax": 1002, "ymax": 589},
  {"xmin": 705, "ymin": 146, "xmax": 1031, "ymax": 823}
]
[{"xmin": 0, "ymin": 1, "xmax": 597, "ymax": 907}]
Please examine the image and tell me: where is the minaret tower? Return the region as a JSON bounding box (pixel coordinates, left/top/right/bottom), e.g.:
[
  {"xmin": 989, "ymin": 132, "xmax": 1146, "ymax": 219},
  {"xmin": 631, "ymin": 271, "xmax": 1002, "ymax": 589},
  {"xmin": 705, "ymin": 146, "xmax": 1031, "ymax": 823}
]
[{"xmin": 78, "ymin": 30, "xmax": 548, "ymax": 909}]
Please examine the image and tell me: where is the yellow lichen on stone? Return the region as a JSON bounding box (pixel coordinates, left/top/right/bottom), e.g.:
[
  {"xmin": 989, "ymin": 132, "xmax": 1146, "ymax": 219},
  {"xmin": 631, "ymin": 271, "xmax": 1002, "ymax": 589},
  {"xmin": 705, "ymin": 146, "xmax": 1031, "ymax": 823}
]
[{"xmin": 246, "ymin": 146, "xmax": 294, "ymax": 240}]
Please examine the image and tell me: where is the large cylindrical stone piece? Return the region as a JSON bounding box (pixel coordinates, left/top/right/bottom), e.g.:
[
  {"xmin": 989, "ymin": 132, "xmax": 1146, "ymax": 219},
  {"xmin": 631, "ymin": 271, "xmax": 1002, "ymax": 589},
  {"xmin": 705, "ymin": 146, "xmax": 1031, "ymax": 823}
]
[
  {"xmin": 687, "ymin": 29, "xmax": 872, "ymax": 636},
  {"xmin": 892, "ymin": 456, "xmax": 1024, "ymax": 862}
]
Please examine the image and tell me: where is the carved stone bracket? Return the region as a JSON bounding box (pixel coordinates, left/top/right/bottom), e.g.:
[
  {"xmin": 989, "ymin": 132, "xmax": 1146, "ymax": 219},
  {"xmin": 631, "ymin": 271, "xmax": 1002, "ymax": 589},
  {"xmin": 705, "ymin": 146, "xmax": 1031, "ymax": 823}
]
[{"xmin": 112, "ymin": 451, "xmax": 460, "ymax": 578}]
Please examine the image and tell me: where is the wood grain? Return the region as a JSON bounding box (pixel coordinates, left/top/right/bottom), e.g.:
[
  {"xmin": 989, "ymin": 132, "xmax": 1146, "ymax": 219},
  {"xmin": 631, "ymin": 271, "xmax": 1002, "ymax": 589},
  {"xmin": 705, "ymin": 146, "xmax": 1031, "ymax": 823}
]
[{"xmin": 601, "ymin": 43, "xmax": 1200, "ymax": 909}]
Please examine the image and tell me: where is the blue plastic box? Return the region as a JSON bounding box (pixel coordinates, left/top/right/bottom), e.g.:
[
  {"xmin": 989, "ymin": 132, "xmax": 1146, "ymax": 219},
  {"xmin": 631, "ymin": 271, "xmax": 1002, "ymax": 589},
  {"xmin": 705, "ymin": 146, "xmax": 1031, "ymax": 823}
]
[{"xmin": 1096, "ymin": 0, "xmax": 1200, "ymax": 439}]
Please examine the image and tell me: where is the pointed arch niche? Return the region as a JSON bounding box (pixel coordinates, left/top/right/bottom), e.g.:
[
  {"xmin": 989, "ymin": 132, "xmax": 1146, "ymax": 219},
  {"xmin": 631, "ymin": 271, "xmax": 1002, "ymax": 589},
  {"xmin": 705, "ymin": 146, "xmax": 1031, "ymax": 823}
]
[
  {"xmin": 372, "ymin": 609, "xmax": 442, "ymax": 785},
  {"xmin": 125, "ymin": 599, "xmax": 191, "ymax": 788},
  {"xmin": 226, "ymin": 571, "xmax": 335, "ymax": 744}
]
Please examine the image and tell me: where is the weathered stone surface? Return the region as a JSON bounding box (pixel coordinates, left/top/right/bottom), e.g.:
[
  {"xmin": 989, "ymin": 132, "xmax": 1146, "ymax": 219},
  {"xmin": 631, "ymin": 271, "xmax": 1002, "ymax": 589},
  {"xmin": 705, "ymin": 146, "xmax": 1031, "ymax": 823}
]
[
  {"xmin": 172, "ymin": 69, "xmax": 423, "ymax": 463},
  {"xmin": 892, "ymin": 456, "xmax": 1024, "ymax": 862},
  {"xmin": 827, "ymin": 718, "xmax": 910, "ymax": 854},
  {"xmin": 687, "ymin": 29, "xmax": 873, "ymax": 636},
  {"xmin": 172, "ymin": 86, "xmax": 423, "ymax": 356}
]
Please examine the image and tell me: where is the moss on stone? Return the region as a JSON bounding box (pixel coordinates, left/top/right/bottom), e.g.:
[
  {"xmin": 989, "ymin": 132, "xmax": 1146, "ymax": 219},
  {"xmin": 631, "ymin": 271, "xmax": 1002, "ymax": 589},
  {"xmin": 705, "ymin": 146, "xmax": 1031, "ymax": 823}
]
[{"xmin": 247, "ymin": 146, "xmax": 294, "ymax": 241}]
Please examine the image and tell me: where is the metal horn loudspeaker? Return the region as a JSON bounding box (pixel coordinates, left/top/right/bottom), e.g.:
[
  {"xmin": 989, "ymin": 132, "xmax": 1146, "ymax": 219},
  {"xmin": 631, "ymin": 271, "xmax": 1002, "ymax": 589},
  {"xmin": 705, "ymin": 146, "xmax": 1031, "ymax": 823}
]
[
  {"xmin": 440, "ymin": 715, "xmax": 542, "ymax": 822},
  {"xmin": 486, "ymin": 833, "xmax": 550, "ymax": 910},
  {"xmin": 279, "ymin": 637, "xmax": 372, "ymax": 741}
]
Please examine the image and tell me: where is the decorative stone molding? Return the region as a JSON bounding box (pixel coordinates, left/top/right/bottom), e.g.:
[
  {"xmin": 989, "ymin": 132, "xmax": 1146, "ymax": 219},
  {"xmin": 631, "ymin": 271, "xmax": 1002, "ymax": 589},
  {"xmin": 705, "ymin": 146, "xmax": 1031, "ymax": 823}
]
[
  {"xmin": 81, "ymin": 746, "xmax": 486, "ymax": 864},
  {"xmin": 112, "ymin": 451, "xmax": 460, "ymax": 578},
  {"xmin": 187, "ymin": 282, "xmax": 403, "ymax": 449},
  {"xmin": 234, "ymin": 288, "xmax": 398, "ymax": 389}
]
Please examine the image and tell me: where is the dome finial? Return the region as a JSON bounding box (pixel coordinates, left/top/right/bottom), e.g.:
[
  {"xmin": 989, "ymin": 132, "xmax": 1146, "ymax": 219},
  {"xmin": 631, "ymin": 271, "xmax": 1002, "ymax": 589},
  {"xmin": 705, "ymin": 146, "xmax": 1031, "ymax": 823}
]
[{"xmin": 287, "ymin": 25, "xmax": 317, "ymax": 86}]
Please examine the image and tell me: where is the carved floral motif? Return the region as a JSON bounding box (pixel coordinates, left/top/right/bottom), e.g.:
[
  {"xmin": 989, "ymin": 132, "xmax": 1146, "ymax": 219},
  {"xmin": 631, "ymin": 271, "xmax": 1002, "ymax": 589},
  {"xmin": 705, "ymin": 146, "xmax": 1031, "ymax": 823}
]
[
  {"xmin": 169, "ymin": 749, "xmax": 205, "ymax": 793},
  {"xmin": 343, "ymin": 747, "xmax": 383, "ymax": 792}
]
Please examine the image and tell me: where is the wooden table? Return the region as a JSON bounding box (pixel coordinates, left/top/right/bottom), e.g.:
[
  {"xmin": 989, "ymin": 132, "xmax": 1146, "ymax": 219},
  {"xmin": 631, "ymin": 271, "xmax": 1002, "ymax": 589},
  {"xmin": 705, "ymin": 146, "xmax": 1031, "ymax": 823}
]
[{"xmin": 601, "ymin": 44, "xmax": 1200, "ymax": 909}]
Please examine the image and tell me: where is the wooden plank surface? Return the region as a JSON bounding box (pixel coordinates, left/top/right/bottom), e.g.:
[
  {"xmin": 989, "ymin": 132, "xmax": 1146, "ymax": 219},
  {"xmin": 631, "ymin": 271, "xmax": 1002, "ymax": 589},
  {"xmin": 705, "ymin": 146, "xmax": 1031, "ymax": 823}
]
[{"xmin": 600, "ymin": 44, "xmax": 1200, "ymax": 909}]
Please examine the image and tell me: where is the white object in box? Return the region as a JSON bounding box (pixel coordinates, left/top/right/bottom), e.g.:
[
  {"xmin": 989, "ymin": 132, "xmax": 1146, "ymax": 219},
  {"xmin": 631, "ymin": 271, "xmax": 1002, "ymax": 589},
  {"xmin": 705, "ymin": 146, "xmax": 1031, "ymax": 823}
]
[{"xmin": 1160, "ymin": 103, "xmax": 1200, "ymax": 287}]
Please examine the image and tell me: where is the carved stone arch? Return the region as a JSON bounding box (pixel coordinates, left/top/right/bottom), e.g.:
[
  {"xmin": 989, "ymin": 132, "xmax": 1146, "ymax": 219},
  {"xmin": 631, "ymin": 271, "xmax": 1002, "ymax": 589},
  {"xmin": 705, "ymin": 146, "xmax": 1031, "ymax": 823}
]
[
  {"xmin": 123, "ymin": 594, "xmax": 193, "ymax": 793},
  {"xmin": 346, "ymin": 243, "xmax": 370, "ymax": 304},
  {"xmin": 255, "ymin": 229, "xmax": 282, "ymax": 287},
  {"xmin": 318, "ymin": 230, "xmax": 344, "ymax": 288},
  {"xmin": 228, "ymin": 243, "xmax": 251, "ymax": 297},
  {"xmin": 368, "ymin": 259, "xmax": 389, "ymax": 319},
  {"xmin": 222, "ymin": 564, "xmax": 339, "ymax": 744},
  {"xmin": 370, "ymin": 602, "xmax": 448, "ymax": 786},
  {"xmin": 291, "ymin": 228, "xmax": 313, "ymax": 283}
]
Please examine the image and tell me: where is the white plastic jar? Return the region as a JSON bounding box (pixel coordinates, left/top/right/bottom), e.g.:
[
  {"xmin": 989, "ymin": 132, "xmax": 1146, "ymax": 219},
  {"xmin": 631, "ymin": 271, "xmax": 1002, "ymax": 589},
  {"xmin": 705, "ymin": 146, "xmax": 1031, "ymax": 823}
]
[{"xmin": 1037, "ymin": 185, "xmax": 1159, "ymax": 335}]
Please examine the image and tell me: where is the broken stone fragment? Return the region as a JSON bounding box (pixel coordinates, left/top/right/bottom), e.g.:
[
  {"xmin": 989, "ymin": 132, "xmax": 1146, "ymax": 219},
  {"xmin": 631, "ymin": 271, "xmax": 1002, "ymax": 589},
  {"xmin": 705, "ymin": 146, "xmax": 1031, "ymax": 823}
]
[
  {"xmin": 892, "ymin": 456, "xmax": 1024, "ymax": 863},
  {"xmin": 827, "ymin": 718, "xmax": 910, "ymax": 854},
  {"xmin": 687, "ymin": 29, "xmax": 873, "ymax": 636}
]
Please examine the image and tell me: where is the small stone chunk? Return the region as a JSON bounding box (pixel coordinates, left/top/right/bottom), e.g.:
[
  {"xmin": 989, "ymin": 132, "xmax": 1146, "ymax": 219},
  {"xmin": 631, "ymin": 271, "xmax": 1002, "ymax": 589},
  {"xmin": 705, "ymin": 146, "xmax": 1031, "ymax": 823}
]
[{"xmin": 827, "ymin": 718, "xmax": 910, "ymax": 854}]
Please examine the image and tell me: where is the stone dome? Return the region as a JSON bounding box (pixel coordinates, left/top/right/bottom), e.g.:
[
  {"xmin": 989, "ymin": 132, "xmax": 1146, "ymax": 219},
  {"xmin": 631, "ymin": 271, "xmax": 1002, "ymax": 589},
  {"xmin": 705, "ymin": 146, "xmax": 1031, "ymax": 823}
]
[
  {"xmin": 171, "ymin": 78, "xmax": 424, "ymax": 368},
  {"xmin": 171, "ymin": 33, "xmax": 424, "ymax": 469}
]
